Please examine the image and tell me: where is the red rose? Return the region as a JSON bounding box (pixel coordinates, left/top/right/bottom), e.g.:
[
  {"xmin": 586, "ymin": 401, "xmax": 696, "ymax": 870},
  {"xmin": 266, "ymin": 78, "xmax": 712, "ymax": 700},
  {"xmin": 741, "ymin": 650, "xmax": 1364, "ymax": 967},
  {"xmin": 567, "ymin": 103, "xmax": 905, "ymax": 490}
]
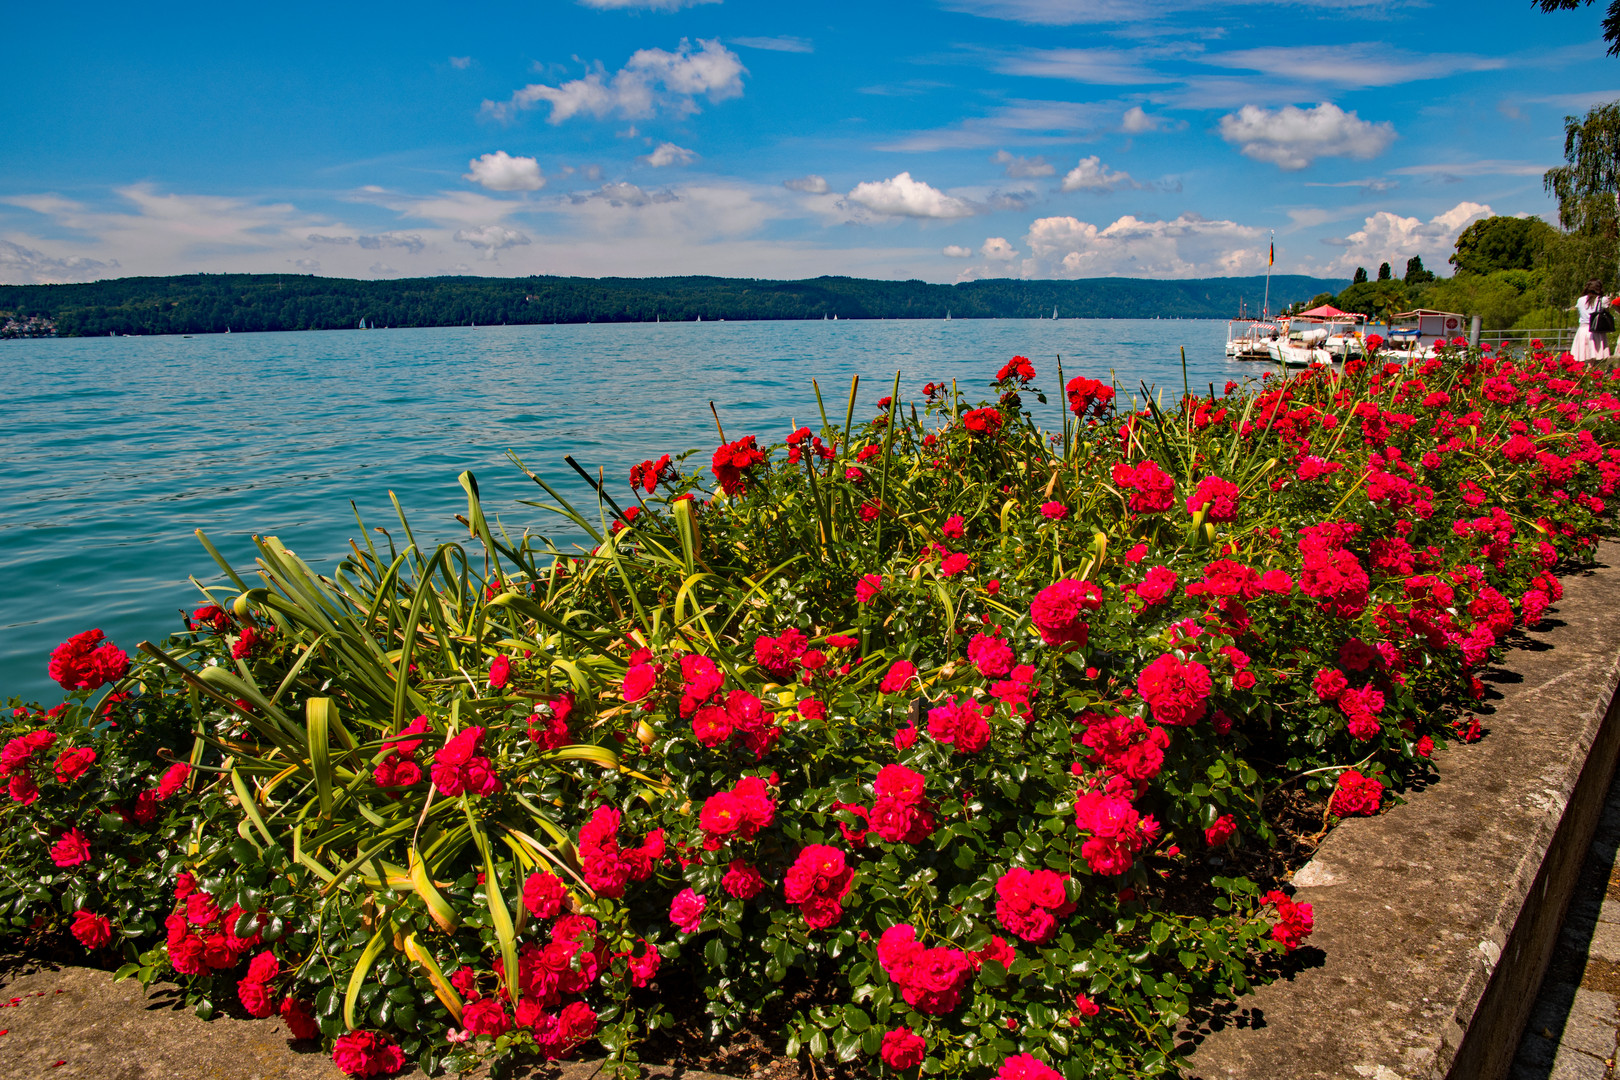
[
  {"xmin": 70, "ymin": 909, "xmax": 112, "ymax": 950},
  {"xmin": 880, "ymin": 1026, "xmax": 927, "ymax": 1069},
  {"xmin": 488, "ymin": 655, "xmax": 511, "ymax": 689},
  {"xmin": 51, "ymin": 827, "xmax": 91, "ymax": 868},
  {"xmin": 1137, "ymin": 654, "xmax": 1212, "ymax": 727},
  {"xmin": 156, "ymin": 762, "xmax": 191, "ymax": 801},
  {"xmin": 1330, "ymin": 769, "xmax": 1383, "ymax": 816},
  {"xmin": 462, "ymin": 997, "xmax": 511, "ymax": 1036},
  {"xmin": 523, "ymin": 871, "xmax": 568, "ymax": 919},
  {"xmin": 880, "ymin": 660, "xmax": 917, "ymax": 695},
  {"xmin": 1030, "ymin": 578, "xmax": 1101, "ymax": 647},
  {"xmin": 331, "ymin": 1030, "xmax": 407, "ymax": 1077},
  {"xmin": 280, "ymin": 995, "xmax": 320, "ymax": 1041},
  {"xmin": 1204, "ymin": 814, "xmax": 1237, "ymax": 847},
  {"xmin": 238, "ymin": 976, "xmax": 276, "ymax": 1019},
  {"xmin": 669, "ymin": 888, "xmax": 707, "ymax": 933},
  {"xmin": 721, "ymin": 860, "xmax": 766, "ymax": 900},
  {"xmin": 53, "ymin": 748, "xmax": 96, "ymax": 784}
]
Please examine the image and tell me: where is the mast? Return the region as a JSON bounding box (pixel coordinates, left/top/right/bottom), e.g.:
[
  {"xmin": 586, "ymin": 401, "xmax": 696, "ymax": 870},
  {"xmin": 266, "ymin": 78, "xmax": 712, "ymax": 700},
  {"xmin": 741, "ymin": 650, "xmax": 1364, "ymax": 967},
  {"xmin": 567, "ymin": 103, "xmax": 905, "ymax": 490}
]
[{"xmin": 1262, "ymin": 230, "xmax": 1274, "ymax": 319}]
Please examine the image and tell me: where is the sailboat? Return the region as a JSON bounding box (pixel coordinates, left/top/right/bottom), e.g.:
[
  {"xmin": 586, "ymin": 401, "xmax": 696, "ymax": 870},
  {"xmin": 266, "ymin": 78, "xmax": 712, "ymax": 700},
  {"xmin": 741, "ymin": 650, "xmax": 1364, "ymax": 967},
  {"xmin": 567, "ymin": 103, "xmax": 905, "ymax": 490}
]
[
  {"xmin": 1052, "ymin": 305, "xmax": 1058, "ymax": 320},
  {"xmin": 945, "ymin": 310, "xmax": 951, "ymax": 321}
]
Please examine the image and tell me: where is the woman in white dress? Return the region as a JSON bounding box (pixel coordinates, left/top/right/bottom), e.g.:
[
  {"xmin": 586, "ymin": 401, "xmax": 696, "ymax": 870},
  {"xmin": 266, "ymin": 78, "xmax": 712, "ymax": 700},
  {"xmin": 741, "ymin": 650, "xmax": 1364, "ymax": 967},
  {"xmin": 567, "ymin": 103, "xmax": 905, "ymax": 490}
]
[{"xmin": 1573, "ymin": 279, "xmax": 1614, "ymax": 363}]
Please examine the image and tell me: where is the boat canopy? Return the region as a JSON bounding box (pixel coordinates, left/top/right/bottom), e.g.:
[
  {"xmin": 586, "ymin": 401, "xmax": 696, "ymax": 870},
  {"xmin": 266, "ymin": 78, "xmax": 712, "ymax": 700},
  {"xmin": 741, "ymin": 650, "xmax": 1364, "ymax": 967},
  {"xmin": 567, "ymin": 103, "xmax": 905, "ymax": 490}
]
[
  {"xmin": 1390, "ymin": 309, "xmax": 1466, "ymax": 338},
  {"xmin": 1294, "ymin": 304, "xmax": 1353, "ymax": 319}
]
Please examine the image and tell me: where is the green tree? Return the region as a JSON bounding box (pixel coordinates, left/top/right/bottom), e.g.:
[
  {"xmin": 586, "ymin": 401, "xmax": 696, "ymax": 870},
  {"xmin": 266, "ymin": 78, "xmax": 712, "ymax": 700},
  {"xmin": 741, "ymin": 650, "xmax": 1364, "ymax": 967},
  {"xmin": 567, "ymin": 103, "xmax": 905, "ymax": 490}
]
[
  {"xmin": 1450, "ymin": 215, "xmax": 1558, "ymax": 275},
  {"xmin": 1404, "ymin": 255, "xmax": 1436, "ymax": 284},
  {"xmin": 1540, "ymin": 101, "xmax": 1620, "ymax": 307},
  {"xmin": 1335, "ymin": 279, "xmax": 1408, "ymax": 319},
  {"xmin": 1377, "ymin": 262, "xmax": 1392, "ymax": 281},
  {"xmin": 1352, "ymin": 266, "xmax": 1369, "ymax": 284},
  {"xmin": 1537, "ymin": 0, "xmax": 1620, "ymax": 57}
]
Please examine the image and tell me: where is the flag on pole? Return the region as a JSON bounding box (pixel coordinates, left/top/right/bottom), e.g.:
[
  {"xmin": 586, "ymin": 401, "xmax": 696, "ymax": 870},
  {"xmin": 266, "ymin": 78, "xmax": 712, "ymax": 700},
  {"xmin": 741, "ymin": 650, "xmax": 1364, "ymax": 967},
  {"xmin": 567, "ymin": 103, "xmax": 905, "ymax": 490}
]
[{"xmin": 1268, "ymin": 241, "xmax": 1274, "ymax": 266}]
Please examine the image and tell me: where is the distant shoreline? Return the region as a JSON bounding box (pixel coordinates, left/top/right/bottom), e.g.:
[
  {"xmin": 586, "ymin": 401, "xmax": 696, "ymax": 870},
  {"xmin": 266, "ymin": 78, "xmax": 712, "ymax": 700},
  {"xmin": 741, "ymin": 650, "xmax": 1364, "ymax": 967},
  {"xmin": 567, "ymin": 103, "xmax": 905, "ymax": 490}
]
[{"xmin": 0, "ymin": 271, "xmax": 1346, "ymax": 339}]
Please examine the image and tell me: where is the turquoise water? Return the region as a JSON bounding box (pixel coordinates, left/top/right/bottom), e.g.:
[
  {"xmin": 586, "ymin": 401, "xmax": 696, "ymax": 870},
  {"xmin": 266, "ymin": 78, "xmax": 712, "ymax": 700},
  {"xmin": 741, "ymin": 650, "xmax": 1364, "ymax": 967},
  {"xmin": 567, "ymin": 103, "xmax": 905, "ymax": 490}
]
[{"xmin": 1, "ymin": 318, "xmax": 1249, "ymax": 705}]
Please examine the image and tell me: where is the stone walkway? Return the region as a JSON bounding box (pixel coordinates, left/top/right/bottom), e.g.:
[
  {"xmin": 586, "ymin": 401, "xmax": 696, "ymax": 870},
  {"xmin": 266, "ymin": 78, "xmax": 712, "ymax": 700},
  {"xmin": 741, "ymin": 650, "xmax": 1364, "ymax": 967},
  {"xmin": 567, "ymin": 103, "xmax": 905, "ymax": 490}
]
[{"xmin": 1512, "ymin": 768, "xmax": 1620, "ymax": 1080}]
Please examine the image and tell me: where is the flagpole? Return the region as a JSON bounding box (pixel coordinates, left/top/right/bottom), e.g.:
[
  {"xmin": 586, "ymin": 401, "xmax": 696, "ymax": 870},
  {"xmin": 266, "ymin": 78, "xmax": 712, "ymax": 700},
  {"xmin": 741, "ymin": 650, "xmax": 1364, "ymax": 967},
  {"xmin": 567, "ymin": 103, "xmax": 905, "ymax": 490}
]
[{"xmin": 1263, "ymin": 230, "xmax": 1274, "ymax": 320}]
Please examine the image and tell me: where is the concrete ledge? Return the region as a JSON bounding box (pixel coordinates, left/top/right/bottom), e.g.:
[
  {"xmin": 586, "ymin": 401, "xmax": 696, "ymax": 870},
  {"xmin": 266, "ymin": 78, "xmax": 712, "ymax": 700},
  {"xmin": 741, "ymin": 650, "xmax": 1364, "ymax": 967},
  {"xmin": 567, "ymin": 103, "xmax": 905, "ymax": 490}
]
[{"xmin": 1186, "ymin": 542, "xmax": 1620, "ymax": 1080}]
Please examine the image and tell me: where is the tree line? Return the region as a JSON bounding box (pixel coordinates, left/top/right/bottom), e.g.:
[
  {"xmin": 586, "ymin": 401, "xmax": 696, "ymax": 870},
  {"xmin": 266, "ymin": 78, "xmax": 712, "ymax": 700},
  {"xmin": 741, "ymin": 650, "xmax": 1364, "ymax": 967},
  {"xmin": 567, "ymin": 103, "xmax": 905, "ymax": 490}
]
[{"xmin": 0, "ymin": 273, "xmax": 1345, "ymax": 337}]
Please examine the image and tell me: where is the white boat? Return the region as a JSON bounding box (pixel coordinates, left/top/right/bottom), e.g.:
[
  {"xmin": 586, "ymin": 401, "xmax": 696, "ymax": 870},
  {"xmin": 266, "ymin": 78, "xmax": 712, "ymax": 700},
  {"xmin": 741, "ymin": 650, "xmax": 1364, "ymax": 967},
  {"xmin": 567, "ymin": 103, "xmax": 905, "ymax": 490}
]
[
  {"xmin": 945, "ymin": 310, "xmax": 951, "ymax": 321},
  {"xmin": 1225, "ymin": 318, "xmax": 1278, "ymax": 360},
  {"xmin": 1266, "ymin": 328, "xmax": 1333, "ymax": 368}
]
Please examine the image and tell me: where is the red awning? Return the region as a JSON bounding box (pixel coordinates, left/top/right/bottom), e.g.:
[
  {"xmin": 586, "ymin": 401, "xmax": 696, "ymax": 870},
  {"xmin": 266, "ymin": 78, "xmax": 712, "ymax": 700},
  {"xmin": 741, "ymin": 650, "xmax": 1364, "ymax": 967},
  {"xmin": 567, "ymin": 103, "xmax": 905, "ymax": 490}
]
[{"xmin": 1295, "ymin": 304, "xmax": 1352, "ymax": 318}]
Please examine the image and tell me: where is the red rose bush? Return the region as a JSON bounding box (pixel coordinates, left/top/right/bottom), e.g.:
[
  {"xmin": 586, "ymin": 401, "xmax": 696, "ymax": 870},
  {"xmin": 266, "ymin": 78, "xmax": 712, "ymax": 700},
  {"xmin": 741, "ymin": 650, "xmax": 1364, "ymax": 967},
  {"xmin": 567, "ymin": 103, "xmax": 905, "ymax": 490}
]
[{"xmin": 2, "ymin": 340, "xmax": 1617, "ymax": 1077}]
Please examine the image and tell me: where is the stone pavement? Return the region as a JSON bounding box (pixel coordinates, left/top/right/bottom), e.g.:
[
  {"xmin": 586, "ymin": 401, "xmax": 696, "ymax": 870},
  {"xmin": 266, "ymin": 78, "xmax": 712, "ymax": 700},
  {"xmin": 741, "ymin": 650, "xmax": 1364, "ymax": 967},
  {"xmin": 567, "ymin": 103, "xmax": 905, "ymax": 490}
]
[{"xmin": 1512, "ymin": 767, "xmax": 1620, "ymax": 1080}]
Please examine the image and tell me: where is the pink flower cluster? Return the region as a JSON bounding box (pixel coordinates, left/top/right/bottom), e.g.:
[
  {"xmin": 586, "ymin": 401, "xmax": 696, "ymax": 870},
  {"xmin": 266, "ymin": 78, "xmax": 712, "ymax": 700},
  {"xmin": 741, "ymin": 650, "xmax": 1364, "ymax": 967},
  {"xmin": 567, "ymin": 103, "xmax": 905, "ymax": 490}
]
[
  {"xmin": 166, "ymin": 873, "xmax": 269, "ymax": 977},
  {"xmin": 1029, "ymin": 578, "xmax": 1102, "ymax": 647},
  {"xmin": 578, "ymin": 806, "xmax": 664, "ymax": 898},
  {"xmin": 876, "ymin": 924, "xmax": 972, "ymax": 1014},
  {"xmin": 1137, "ymin": 653, "xmax": 1212, "ymax": 727},
  {"xmin": 1073, "ymin": 788, "xmax": 1161, "ymax": 876},
  {"xmin": 47, "ymin": 629, "xmax": 129, "ymax": 691},
  {"xmin": 430, "ymin": 726, "xmax": 500, "ymax": 797},
  {"xmin": 692, "ymin": 688, "xmax": 780, "ymax": 758},
  {"xmin": 1111, "ymin": 459, "xmax": 1175, "ymax": 513},
  {"xmin": 839, "ymin": 764, "xmax": 937, "ymax": 846},
  {"xmin": 698, "ymin": 775, "xmax": 776, "ymax": 850},
  {"xmin": 373, "ymin": 716, "xmax": 430, "ymax": 790},
  {"xmin": 926, "ymin": 696, "xmax": 993, "ymax": 754},
  {"xmin": 783, "ymin": 844, "xmax": 854, "ymax": 929},
  {"xmin": 994, "ymin": 868, "xmax": 1074, "ymax": 944}
]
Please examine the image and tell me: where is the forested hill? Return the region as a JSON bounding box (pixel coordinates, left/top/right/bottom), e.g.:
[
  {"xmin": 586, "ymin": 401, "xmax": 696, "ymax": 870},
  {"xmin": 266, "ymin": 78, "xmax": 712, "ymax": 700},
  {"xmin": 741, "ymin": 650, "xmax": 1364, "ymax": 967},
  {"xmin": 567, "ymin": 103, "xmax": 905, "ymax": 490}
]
[{"xmin": 0, "ymin": 272, "xmax": 1345, "ymax": 337}]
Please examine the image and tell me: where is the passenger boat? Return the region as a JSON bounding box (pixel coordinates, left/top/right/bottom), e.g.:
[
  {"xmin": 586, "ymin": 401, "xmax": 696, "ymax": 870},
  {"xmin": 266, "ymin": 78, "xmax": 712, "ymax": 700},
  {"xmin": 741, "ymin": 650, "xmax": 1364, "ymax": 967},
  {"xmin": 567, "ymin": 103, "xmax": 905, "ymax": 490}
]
[{"xmin": 1386, "ymin": 309, "xmax": 1466, "ymax": 361}]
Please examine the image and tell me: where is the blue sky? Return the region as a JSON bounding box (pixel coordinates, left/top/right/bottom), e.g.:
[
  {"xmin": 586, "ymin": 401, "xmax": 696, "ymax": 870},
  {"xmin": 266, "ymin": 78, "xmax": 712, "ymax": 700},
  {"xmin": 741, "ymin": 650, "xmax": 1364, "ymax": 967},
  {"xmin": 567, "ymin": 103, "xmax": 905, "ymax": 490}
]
[{"xmin": 1, "ymin": 0, "xmax": 1614, "ymax": 285}]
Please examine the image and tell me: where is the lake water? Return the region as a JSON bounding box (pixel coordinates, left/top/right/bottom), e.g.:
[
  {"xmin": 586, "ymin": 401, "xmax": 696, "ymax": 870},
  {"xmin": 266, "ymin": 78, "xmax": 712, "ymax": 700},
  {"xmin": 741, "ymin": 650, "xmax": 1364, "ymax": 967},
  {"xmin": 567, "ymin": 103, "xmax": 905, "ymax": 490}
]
[{"xmin": 1, "ymin": 318, "xmax": 1252, "ymax": 705}]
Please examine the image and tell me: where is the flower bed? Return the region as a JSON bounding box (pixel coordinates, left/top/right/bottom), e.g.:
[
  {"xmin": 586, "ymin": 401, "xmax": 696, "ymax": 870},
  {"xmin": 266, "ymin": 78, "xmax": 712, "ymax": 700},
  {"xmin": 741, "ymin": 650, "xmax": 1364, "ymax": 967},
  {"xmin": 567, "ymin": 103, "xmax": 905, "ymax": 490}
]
[{"xmin": 1, "ymin": 342, "xmax": 1616, "ymax": 1080}]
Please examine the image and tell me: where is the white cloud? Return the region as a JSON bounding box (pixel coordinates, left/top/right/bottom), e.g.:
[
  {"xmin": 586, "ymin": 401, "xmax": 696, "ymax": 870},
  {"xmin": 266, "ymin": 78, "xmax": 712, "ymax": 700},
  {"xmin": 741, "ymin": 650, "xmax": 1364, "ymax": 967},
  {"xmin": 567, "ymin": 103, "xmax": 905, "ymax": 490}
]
[
  {"xmin": 941, "ymin": 0, "xmax": 1404, "ymax": 24},
  {"xmin": 1324, "ymin": 201, "xmax": 1492, "ymax": 275},
  {"xmin": 730, "ymin": 36, "xmax": 813, "ymax": 53},
  {"xmin": 1121, "ymin": 106, "xmax": 1159, "ymax": 133},
  {"xmin": 308, "ymin": 230, "xmax": 428, "ymax": 253},
  {"xmin": 845, "ymin": 172, "xmax": 978, "ymax": 219},
  {"xmin": 578, "ymin": 0, "xmax": 720, "ymax": 8},
  {"xmin": 0, "ymin": 238, "xmax": 115, "ymax": 285},
  {"xmin": 1389, "ymin": 159, "xmax": 1550, "ymax": 179},
  {"xmin": 992, "ymin": 150, "xmax": 1054, "ymax": 178},
  {"xmin": 292, "ymin": 258, "xmax": 321, "ymax": 272},
  {"xmin": 357, "ymin": 232, "xmax": 427, "ymax": 253},
  {"xmin": 453, "ymin": 224, "xmax": 532, "ymax": 261},
  {"xmin": 641, "ymin": 141, "xmax": 697, "ymax": 167},
  {"xmin": 988, "ymin": 45, "xmax": 1171, "ymax": 85},
  {"xmin": 981, "ymin": 237, "xmax": 1019, "ymax": 261},
  {"xmin": 1060, "ymin": 155, "xmax": 1136, "ymax": 192},
  {"xmin": 1203, "ymin": 44, "xmax": 1504, "ymax": 88},
  {"xmin": 881, "ymin": 99, "xmax": 1115, "ymax": 151},
  {"xmin": 1303, "ymin": 178, "xmax": 1398, "ymax": 192},
  {"xmin": 485, "ymin": 38, "xmax": 745, "ymax": 124},
  {"xmin": 464, "ymin": 151, "xmax": 545, "ymax": 192},
  {"xmin": 368, "ymin": 262, "xmax": 399, "ymax": 275},
  {"xmin": 989, "ymin": 211, "xmax": 1266, "ymax": 278},
  {"xmin": 783, "ymin": 174, "xmax": 831, "ymax": 194},
  {"xmin": 943, "ymin": 244, "xmax": 973, "ymax": 257},
  {"xmin": 1218, "ymin": 103, "xmax": 1395, "ymax": 171},
  {"xmin": 449, "ymin": 56, "xmax": 472, "ymax": 70},
  {"xmin": 572, "ymin": 181, "xmax": 678, "ymax": 208}
]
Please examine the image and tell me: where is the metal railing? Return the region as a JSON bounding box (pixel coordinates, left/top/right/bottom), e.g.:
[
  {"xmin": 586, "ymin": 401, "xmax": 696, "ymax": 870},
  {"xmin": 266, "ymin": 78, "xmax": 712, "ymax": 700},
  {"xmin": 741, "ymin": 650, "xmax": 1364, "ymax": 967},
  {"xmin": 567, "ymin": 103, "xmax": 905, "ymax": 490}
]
[{"xmin": 1475, "ymin": 326, "xmax": 1579, "ymax": 352}]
